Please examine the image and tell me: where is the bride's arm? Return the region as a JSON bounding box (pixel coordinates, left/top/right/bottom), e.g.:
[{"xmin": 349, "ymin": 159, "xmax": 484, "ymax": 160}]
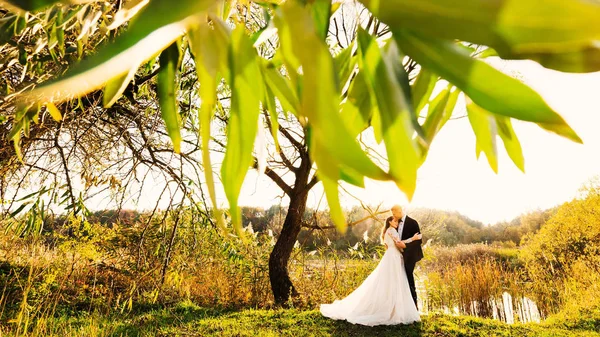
[
  {"xmin": 388, "ymin": 231, "xmax": 406, "ymax": 249},
  {"xmin": 394, "ymin": 239, "xmax": 406, "ymax": 249}
]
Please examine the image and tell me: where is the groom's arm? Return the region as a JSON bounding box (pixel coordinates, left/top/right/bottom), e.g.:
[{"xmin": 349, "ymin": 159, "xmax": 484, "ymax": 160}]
[{"xmin": 394, "ymin": 239, "xmax": 406, "ymax": 250}]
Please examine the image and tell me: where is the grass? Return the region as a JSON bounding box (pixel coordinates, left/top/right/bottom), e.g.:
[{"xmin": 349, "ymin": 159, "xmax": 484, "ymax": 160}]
[{"xmin": 1, "ymin": 302, "xmax": 598, "ymax": 337}]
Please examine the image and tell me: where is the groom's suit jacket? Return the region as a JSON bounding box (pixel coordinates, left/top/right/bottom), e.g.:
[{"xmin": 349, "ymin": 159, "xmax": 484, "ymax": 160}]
[{"xmin": 398, "ymin": 216, "xmax": 424, "ymax": 266}]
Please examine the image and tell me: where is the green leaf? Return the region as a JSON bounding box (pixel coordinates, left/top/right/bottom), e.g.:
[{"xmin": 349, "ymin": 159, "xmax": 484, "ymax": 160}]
[
  {"xmin": 356, "ymin": 28, "xmax": 420, "ymax": 198},
  {"xmin": 191, "ymin": 14, "xmax": 231, "ymax": 81},
  {"xmin": 273, "ymin": 2, "xmax": 391, "ymax": 231},
  {"xmin": 339, "ymin": 166, "xmax": 365, "ymax": 188},
  {"xmin": 221, "ymin": 27, "xmax": 264, "ymax": 234},
  {"xmin": 321, "ymin": 174, "xmax": 346, "ymax": 233},
  {"xmin": 310, "ymin": 0, "xmax": 331, "ymax": 41},
  {"xmin": 476, "ymin": 47, "xmax": 499, "ymax": 59},
  {"xmin": 411, "ymin": 68, "xmax": 436, "ymax": 114},
  {"xmin": 494, "ymin": 1, "xmax": 600, "ymax": 54},
  {"xmin": 440, "ymin": 87, "xmax": 460, "ymax": 129},
  {"xmin": 21, "ymin": 0, "xmax": 215, "ymax": 106},
  {"xmin": 23, "ymin": 117, "xmax": 30, "ymax": 138},
  {"xmin": 262, "ymin": 63, "xmax": 299, "ymax": 116},
  {"xmin": 362, "ymin": 0, "xmax": 600, "ymax": 72},
  {"xmin": 55, "ymin": 9, "xmax": 64, "ymax": 55},
  {"xmin": 15, "ymin": 187, "xmax": 48, "ymax": 202},
  {"xmin": 275, "ymin": 2, "xmax": 389, "ymax": 182},
  {"xmin": 13, "ymin": 132, "xmax": 23, "ymax": 164},
  {"xmin": 188, "ymin": 18, "xmax": 231, "ymax": 228},
  {"xmin": 252, "ymin": 19, "xmax": 277, "ymax": 47},
  {"xmin": 394, "ymin": 30, "xmax": 582, "ymax": 143},
  {"xmin": 3, "ymin": 0, "xmax": 96, "ymax": 12},
  {"xmin": 340, "ymin": 99, "xmax": 368, "ymax": 139},
  {"xmin": 10, "ymin": 201, "xmax": 28, "ymax": 218},
  {"xmin": 107, "ymin": 0, "xmax": 150, "ymax": 31},
  {"xmin": 422, "ymin": 85, "xmax": 460, "ymax": 148},
  {"xmin": 466, "ymin": 98, "xmax": 498, "ymax": 173},
  {"xmin": 310, "ymin": 138, "xmax": 347, "ymax": 232},
  {"xmin": 422, "ymin": 86, "xmax": 450, "ymax": 143},
  {"xmin": 103, "ymin": 67, "xmax": 137, "ymax": 108},
  {"xmin": 331, "ymin": 2, "xmax": 341, "ymax": 15},
  {"xmin": 508, "ymin": 47, "xmax": 600, "ymax": 73},
  {"xmin": 334, "ymin": 43, "xmax": 357, "ymax": 94},
  {"xmin": 264, "ymin": 86, "xmax": 280, "ymax": 150},
  {"xmin": 8, "ymin": 118, "xmax": 24, "ymax": 140},
  {"xmin": 158, "ymin": 42, "xmax": 182, "ymax": 153},
  {"xmin": 216, "ymin": 0, "xmax": 236, "ymax": 21},
  {"xmin": 341, "ymin": 71, "xmax": 373, "ymax": 138},
  {"xmin": 495, "ymin": 114, "xmax": 525, "ymax": 172}
]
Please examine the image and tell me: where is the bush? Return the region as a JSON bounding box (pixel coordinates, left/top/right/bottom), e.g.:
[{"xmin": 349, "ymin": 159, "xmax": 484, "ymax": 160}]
[{"xmin": 520, "ymin": 186, "xmax": 600, "ymax": 315}]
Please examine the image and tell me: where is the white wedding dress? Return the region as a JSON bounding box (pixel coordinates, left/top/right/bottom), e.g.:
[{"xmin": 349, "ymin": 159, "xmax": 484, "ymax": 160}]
[{"xmin": 320, "ymin": 228, "xmax": 420, "ymax": 326}]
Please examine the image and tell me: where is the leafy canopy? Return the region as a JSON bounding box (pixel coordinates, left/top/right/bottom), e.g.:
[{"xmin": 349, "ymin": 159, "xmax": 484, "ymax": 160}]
[{"xmin": 3, "ymin": 0, "xmax": 594, "ymax": 233}]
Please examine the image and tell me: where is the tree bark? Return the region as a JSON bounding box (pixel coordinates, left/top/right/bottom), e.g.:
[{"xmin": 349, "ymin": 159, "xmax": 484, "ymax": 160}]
[{"xmin": 268, "ymin": 156, "xmax": 311, "ymax": 305}]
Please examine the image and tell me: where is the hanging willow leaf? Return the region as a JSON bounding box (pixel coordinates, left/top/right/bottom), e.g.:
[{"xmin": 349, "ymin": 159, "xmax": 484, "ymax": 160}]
[
  {"xmin": 102, "ymin": 67, "xmax": 137, "ymax": 108},
  {"xmin": 342, "ymin": 71, "xmax": 373, "ymax": 138},
  {"xmin": 495, "ymin": 114, "xmax": 525, "ymax": 172},
  {"xmin": 361, "ymin": 0, "xmax": 600, "ymax": 73},
  {"xmin": 221, "ymin": 26, "xmax": 264, "ymax": 234},
  {"xmin": 45, "ymin": 102, "xmax": 62, "ymax": 121},
  {"xmin": 188, "ymin": 17, "xmax": 231, "ymax": 225},
  {"xmin": 264, "ymin": 86, "xmax": 280, "ymax": 150},
  {"xmin": 3, "ymin": 0, "xmax": 97, "ymax": 12},
  {"xmin": 508, "ymin": 47, "xmax": 600, "ymax": 73},
  {"xmin": 21, "ymin": 0, "xmax": 215, "ymax": 106},
  {"xmin": 13, "ymin": 132, "xmax": 24, "ymax": 164},
  {"xmin": 275, "ymin": 2, "xmax": 388, "ymax": 182},
  {"xmin": 467, "ymin": 98, "xmax": 498, "ymax": 173},
  {"xmin": 157, "ymin": 42, "xmax": 181, "ymax": 153},
  {"xmin": 321, "ymin": 174, "xmax": 346, "ymax": 233},
  {"xmin": 356, "ymin": 28, "xmax": 420, "ymax": 198},
  {"xmin": 310, "ymin": 0, "xmax": 331, "ymax": 42},
  {"xmin": 262, "ymin": 63, "xmax": 299, "ymax": 116},
  {"xmin": 273, "ymin": 1, "xmax": 390, "ymax": 231},
  {"xmin": 334, "ymin": 42, "xmax": 357, "ymax": 94},
  {"xmin": 422, "ymin": 86, "xmax": 450, "ymax": 143},
  {"xmin": 411, "ymin": 67, "xmax": 436, "ymax": 114},
  {"xmin": 394, "ymin": 30, "xmax": 582, "ymax": 143}
]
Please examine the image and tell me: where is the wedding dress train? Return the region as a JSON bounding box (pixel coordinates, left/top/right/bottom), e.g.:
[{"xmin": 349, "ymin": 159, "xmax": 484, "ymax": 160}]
[{"xmin": 320, "ymin": 228, "xmax": 420, "ymax": 326}]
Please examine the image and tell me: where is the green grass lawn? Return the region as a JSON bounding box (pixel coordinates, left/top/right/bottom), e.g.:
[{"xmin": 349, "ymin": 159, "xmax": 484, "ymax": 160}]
[{"xmin": 3, "ymin": 302, "xmax": 599, "ymax": 337}]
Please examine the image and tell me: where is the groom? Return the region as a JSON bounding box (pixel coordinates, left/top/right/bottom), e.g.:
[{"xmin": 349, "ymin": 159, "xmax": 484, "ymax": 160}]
[{"xmin": 391, "ymin": 204, "xmax": 423, "ymax": 309}]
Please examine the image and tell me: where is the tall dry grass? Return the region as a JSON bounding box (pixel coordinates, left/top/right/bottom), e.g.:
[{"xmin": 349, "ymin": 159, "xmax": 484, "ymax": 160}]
[
  {"xmin": 420, "ymin": 244, "xmax": 529, "ymax": 320},
  {"xmin": 0, "ymin": 211, "xmax": 380, "ymax": 335}
]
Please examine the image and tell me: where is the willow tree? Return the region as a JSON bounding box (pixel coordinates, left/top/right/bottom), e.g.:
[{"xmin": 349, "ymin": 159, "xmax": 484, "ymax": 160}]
[
  {"xmin": 3, "ymin": 0, "xmax": 598, "ymax": 304},
  {"xmin": 0, "ymin": 2, "xmax": 210, "ymax": 238}
]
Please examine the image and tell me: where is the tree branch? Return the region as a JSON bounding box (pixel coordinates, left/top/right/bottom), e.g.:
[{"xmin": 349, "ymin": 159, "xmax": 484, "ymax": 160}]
[
  {"xmin": 263, "ymin": 111, "xmax": 298, "ymax": 172},
  {"xmin": 306, "ymin": 173, "xmax": 319, "ymax": 191},
  {"xmin": 302, "ymin": 210, "xmax": 389, "ymax": 230},
  {"xmin": 254, "ymin": 160, "xmax": 293, "ymax": 196}
]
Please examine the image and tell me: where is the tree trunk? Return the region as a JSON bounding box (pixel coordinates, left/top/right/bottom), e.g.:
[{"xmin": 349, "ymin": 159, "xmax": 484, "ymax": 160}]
[
  {"xmin": 268, "ymin": 155, "xmax": 311, "ymax": 305},
  {"xmin": 269, "ymin": 188, "xmax": 308, "ymax": 305}
]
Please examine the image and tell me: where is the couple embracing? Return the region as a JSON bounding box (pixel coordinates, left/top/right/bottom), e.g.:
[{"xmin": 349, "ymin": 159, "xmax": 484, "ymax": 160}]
[{"xmin": 320, "ymin": 205, "xmax": 423, "ymax": 326}]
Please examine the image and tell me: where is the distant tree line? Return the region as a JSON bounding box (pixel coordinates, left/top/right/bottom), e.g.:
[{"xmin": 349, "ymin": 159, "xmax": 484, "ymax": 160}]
[{"xmin": 64, "ymin": 204, "xmax": 556, "ymax": 249}]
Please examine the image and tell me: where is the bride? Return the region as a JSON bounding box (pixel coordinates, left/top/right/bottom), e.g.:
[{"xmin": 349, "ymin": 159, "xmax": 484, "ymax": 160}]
[{"xmin": 320, "ymin": 216, "xmax": 422, "ymax": 326}]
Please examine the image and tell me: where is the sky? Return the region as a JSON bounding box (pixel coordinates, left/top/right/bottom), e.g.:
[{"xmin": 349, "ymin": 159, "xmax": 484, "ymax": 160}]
[{"xmin": 232, "ymin": 59, "xmax": 600, "ymax": 224}]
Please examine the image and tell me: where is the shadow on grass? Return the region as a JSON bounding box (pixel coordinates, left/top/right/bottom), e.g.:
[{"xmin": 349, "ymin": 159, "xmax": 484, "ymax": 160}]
[
  {"xmin": 107, "ymin": 306, "xmax": 424, "ymax": 337},
  {"xmin": 107, "ymin": 305, "xmax": 235, "ymax": 336},
  {"xmin": 326, "ymin": 320, "xmax": 424, "ymax": 337}
]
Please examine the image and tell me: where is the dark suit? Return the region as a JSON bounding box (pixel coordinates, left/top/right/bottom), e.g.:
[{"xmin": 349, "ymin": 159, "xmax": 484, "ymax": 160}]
[{"xmin": 396, "ymin": 215, "xmax": 423, "ymax": 308}]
